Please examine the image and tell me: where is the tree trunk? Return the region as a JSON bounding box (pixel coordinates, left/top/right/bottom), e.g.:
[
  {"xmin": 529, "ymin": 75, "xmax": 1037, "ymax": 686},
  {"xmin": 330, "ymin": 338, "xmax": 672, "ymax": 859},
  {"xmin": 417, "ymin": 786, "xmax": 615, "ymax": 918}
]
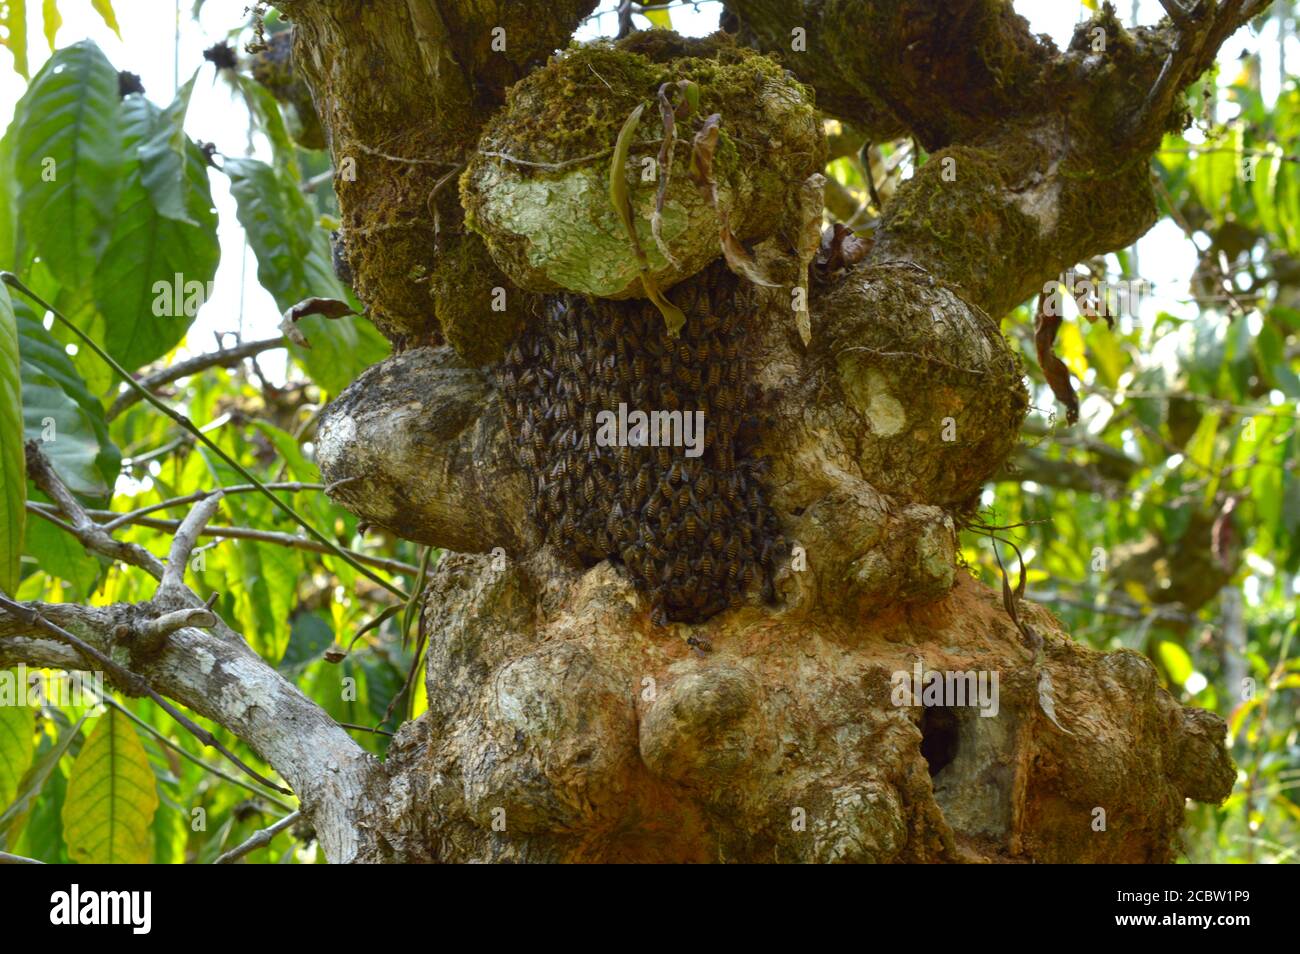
[{"xmin": 263, "ymin": 0, "xmax": 1256, "ymax": 860}]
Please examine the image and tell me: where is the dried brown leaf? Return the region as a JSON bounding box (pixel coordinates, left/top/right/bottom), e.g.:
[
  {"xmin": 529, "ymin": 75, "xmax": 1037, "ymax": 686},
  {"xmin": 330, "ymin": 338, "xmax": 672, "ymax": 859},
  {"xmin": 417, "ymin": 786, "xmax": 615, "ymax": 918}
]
[{"xmin": 1035, "ymin": 293, "xmax": 1079, "ymax": 425}]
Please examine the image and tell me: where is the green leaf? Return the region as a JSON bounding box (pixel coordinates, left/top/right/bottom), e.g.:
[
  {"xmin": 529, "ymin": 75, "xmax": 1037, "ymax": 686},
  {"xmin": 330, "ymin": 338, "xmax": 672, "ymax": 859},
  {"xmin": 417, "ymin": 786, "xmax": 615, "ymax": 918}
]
[
  {"xmin": 0, "ymin": 710, "xmax": 85, "ymax": 846},
  {"xmin": 0, "ymin": 679, "xmax": 35, "ymax": 811},
  {"xmin": 14, "ymin": 296, "xmax": 119, "ymax": 494},
  {"xmin": 93, "ymin": 94, "xmax": 220, "ymax": 371},
  {"xmin": 236, "ymin": 73, "xmax": 296, "ymax": 174},
  {"xmin": 280, "ymin": 611, "xmax": 333, "ymax": 672},
  {"xmin": 640, "ymin": 6, "xmax": 673, "ymax": 29},
  {"xmin": 14, "ymin": 759, "xmax": 67, "ymax": 863},
  {"xmin": 1157, "ymin": 640, "xmax": 1195, "ymax": 688},
  {"xmin": 62, "ymin": 706, "xmax": 159, "ymax": 864},
  {"xmin": 40, "ymin": 0, "xmax": 61, "ymax": 50},
  {"xmin": 0, "ymin": 129, "xmax": 17, "ymax": 268},
  {"xmin": 12, "ymin": 40, "xmax": 124, "ymax": 294},
  {"xmin": 225, "ymin": 157, "xmax": 387, "ymax": 393},
  {"xmin": 90, "ymin": 0, "xmax": 120, "ymax": 37},
  {"xmin": 136, "ymin": 73, "xmax": 200, "ymax": 225},
  {"xmin": 1, "ymin": 0, "xmax": 29, "ymax": 76},
  {"xmin": 1188, "ymin": 125, "xmax": 1241, "ymax": 222},
  {"xmin": 24, "ymin": 505, "xmax": 103, "ymax": 597},
  {"xmin": 254, "ymin": 420, "xmax": 319, "ymax": 482},
  {"xmin": 0, "ymin": 282, "xmax": 25, "ymax": 595}
]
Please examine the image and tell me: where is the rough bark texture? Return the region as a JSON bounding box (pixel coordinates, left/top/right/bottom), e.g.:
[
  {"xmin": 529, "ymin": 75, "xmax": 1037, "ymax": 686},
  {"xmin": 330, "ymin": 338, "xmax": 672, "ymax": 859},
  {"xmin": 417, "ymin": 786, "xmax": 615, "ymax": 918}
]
[
  {"xmin": 3, "ymin": 1, "xmax": 1263, "ymax": 864},
  {"xmin": 291, "ymin": 0, "xmax": 1259, "ymax": 862}
]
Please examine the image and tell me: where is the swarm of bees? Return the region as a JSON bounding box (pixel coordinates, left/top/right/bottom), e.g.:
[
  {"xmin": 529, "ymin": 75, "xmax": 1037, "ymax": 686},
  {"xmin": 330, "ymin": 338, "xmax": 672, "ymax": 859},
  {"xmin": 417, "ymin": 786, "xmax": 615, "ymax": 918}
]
[{"xmin": 494, "ymin": 260, "xmax": 784, "ymax": 625}]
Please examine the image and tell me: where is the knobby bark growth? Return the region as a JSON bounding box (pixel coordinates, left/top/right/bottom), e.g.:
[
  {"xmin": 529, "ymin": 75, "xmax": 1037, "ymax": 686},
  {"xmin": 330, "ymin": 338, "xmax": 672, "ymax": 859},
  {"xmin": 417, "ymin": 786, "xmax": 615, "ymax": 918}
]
[{"xmin": 1, "ymin": 1, "xmax": 1266, "ymax": 862}]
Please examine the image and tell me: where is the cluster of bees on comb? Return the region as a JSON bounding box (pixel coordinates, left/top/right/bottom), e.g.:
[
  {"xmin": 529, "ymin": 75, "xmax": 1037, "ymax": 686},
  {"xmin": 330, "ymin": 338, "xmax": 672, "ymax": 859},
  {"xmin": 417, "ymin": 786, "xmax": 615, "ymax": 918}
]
[{"xmin": 495, "ymin": 261, "xmax": 785, "ymax": 625}]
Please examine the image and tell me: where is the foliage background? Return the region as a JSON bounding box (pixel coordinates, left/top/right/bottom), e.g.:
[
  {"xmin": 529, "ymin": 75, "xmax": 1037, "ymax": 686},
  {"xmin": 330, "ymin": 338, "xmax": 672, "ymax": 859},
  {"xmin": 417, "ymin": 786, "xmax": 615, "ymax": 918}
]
[{"xmin": 0, "ymin": 0, "xmax": 1296, "ymax": 863}]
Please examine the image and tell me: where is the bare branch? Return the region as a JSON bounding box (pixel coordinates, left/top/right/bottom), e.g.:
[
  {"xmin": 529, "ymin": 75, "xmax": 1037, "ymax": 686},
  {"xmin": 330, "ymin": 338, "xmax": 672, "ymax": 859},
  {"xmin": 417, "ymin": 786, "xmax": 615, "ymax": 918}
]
[
  {"xmin": 0, "ymin": 595, "xmax": 384, "ymax": 861},
  {"xmin": 1157, "ymin": 0, "xmax": 1191, "ymax": 28},
  {"xmin": 100, "ymin": 482, "xmax": 325, "ymax": 532},
  {"xmin": 161, "ymin": 491, "xmax": 225, "ymax": 594},
  {"xmin": 137, "ymin": 608, "xmax": 218, "ymax": 655},
  {"xmin": 25, "ymin": 443, "xmax": 164, "ymax": 578},
  {"xmin": 28, "ymin": 502, "xmax": 420, "ymax": 578},
  {"xmin": 0, "ymin": 594, "xmax": 290, "ymax": 795},
  {"xmin": 214, "ymin": 810, "xmax": 301, "ymax": 864},
  {"xmin": 107, "ymin": 337, "xmax": 284, "ymax": 422}
]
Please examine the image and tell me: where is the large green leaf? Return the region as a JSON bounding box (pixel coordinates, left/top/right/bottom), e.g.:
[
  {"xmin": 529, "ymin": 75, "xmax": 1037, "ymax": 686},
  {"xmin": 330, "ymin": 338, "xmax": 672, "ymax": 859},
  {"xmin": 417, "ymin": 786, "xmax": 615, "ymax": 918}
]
[
  {"xmin": 0, "ymin": 677, "xmax": 35, "ymax": 811},
  {"xmin": 0, "ymin": 126, "xmax": 16, "ymax": 267},
  {"xmin": 236, "ymin": 73, "xmax": 297, "ymax": 174},
  {"xmin": 225, "ymin": 157, "xmax": 387, "ymax": 393},
  {"xmin": 0, "ymin": 282, "xmax": 24, "ymax": 595},
  {"xmin": 0, "ymin": 710, "xmax": 85, "ymax": 847},
  {"xmin": 62, "ymin": 706, "xmax": 159, "ymax": 864},
  {"xmin": 93, "ymin": 92, "xmax": 220, "ymax": 370},
  {"xmin": 14, "ymin": 296, "xmax": 118, "ymax": 498},
  {"xmin": 12, "ymin": 40, "xmax": 124, "ymax": 293},
  {"xmin": 137, "ymin": 74, "xmax": 200, "ymax": 224}
]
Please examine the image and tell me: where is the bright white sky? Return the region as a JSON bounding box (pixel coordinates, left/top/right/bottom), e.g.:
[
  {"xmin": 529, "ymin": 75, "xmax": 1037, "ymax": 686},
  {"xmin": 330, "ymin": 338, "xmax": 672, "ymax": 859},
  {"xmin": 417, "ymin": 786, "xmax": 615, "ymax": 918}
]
[{"xmin": 0, "ymin": 0, "xmax": 1291, "ymax": 375}]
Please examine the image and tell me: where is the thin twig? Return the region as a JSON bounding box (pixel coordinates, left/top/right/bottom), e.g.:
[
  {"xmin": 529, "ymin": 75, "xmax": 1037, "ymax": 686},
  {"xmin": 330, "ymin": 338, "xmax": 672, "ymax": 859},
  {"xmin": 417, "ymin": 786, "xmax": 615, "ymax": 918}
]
[
  {"xmin": 25, "ymin": 443, "xmax": 164, "ymax": 578},
  {"xmin": 338, "ymin": 721, "xmax": 395, "ymax": 737},
  {"xmin": 107, "ymin": 337, "xmax": 284, "ymax": 421},
  {"xmin": 1, "ymin": 273, "xmax": 408, "ymax": 601},
  {"xmin": 101, "ymin": 482, "xmax": 325, "ymax": 531},
  {"xmin": 213, "ymin": 810, "xmax": 301, "ymax": 864},
  {"xmin": 161, "ymin": 492, "xmax": 224, "ymax": 593},
  {"xmin": 27, "ymin": 503, "xmax": 421, "ymax": 577}
]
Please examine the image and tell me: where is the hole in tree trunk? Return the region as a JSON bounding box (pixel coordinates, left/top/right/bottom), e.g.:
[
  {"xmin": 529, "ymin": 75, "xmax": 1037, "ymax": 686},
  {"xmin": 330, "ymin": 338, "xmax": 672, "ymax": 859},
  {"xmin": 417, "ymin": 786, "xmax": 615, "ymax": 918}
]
[{"xmin": 919, "ymin": 706, "xmax": 960, "ymax": 777}]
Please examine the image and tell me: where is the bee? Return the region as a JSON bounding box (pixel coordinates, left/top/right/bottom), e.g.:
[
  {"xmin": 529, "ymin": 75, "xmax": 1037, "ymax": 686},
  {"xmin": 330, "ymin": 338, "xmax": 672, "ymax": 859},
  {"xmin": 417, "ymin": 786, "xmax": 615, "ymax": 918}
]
[
  {"xmin": 672, "ymin": 552, "xmax": 689, "ymax": 578},
  {"xmin": 697, "ymin": 553, "xmax": 713, "ymax": 577},
  {"xmin": 646, "ymin": 493, "xmax": 663, "ymax": 519},
  {"xmin": 651, "ymin": 604, "xmax": 669, "ymax": 627},
  {"xmin": 724, "ymin": 476, "xmax": 740, "ymax": 507},
  {"xmin": 684, "ymin": 512, "xmax": 699, "ymax": 540},
  {"xmin": 726, "ymin": 534, "xmax": 740, "ymax": 561},
  {"xmin": 584, "ymin": 475, "xmax": 596, "ymax": 504}
]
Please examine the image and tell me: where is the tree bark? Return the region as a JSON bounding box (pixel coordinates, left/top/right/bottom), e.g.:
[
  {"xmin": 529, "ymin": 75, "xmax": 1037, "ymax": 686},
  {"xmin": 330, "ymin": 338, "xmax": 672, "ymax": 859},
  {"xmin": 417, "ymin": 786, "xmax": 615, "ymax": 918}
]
[{"xmin": 3, "ymin": 0, "xmax": 1264, "ymax": 862}]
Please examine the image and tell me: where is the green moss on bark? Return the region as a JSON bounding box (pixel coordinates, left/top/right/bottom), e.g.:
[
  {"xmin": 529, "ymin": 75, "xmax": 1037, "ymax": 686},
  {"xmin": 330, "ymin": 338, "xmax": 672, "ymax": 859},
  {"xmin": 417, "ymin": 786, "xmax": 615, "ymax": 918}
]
[{"xmin": 462, "ymin": 39, "xmax": 825, "ymax": 298}]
